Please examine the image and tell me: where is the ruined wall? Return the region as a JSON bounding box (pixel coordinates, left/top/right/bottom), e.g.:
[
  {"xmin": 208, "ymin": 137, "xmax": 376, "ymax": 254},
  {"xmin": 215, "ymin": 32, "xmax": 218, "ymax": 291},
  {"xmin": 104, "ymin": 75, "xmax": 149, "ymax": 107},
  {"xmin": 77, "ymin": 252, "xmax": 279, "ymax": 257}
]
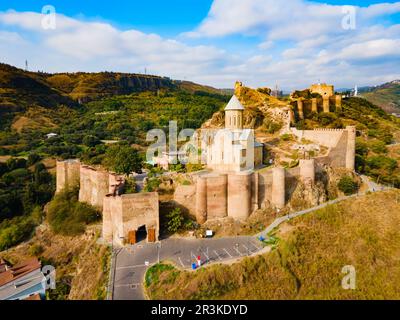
[
  {"xmin": 103, "ymin": 194, "xmax": 123, "ymax": 243},
  {"xmin": 173, "ymin": 184, "xmax": 197, "ymax": 216},
  {"xmin": 290, "ymin": 127, "xmax": 344, "ymax": 148},
  {"xmin": 79, "ymin": 165, "xmax": 109, "ymax": 210},
  {"xmin": 56, "ymin": 160, "xmax": 81, "ymax": 193},
  {"xmin": 310, "ymin": 84, "xmax": 334, "ymax": 97},
  {"xmin": 103, "ymin": 192, "xmax": 159, "ymax": 245},
  {"xmin": 121, "ymin": 193, "xmax": 159, "ymax": 242}
]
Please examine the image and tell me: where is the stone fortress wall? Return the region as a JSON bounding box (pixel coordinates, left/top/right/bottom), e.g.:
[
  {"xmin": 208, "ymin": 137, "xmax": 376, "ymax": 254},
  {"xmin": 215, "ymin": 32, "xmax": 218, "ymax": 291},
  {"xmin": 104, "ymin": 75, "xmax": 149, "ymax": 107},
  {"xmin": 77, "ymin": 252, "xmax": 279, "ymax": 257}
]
[
  {"xmin": 174, "ymin": 125, "xmax": 356, "ymax": 223},
  {"xmin": 56, "ymin": 159, "xmax": 80, "ymax": 193},
  {"xmin": 56, "ymin": 160, "xmax": 159, "ymax": 245},
  {"xmin": 292, "ymin": 83, "xmax": 343, "ymax": 120}
]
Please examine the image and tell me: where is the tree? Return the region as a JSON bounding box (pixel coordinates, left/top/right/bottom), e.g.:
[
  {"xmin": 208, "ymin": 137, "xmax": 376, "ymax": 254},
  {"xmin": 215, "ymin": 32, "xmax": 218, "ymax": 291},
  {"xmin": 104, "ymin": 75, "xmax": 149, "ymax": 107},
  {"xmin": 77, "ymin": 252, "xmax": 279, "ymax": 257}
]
[
  {"xmin": 82, "ymin": 135, "xmax": 101, "ymax": 147},
  {"xmin": 338, "ymin": 176, "xmax": 359, "ymax": 196},
  {"xmin": 27, "ymin": 153, "xmax": 42, "ymax": 166},
  {"xmin": 103, "ymin": 145, "xmax": 143, "ymax": 176},
  {"xmin": 166, "ymin": 208, "xmax": 184, "ymax": 234}
]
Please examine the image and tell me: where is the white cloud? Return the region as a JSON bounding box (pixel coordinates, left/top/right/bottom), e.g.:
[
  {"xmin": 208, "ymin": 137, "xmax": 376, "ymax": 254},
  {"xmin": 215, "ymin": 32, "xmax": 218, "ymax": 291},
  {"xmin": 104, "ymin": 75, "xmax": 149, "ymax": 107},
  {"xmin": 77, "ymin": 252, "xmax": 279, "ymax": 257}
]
[{"xmin": 0, "ymin": 3, "xmax": 399, "ymax": 90}]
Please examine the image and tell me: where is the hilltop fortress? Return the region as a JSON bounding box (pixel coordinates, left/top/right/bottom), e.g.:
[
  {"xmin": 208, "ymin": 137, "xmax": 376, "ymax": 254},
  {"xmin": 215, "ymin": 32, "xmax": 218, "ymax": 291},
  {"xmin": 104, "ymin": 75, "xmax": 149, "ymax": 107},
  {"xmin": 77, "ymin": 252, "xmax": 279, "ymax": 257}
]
[
  {"xmin": 174, "ymin": 92, "xmax": 355, "ymax": 224},
  {"xmin": 56, "ymin": 81, "xmax": 356, "ymax": 245},
  {"xmin": 290, "ymin": 83, "xmax": 343, "ymax": 121}
]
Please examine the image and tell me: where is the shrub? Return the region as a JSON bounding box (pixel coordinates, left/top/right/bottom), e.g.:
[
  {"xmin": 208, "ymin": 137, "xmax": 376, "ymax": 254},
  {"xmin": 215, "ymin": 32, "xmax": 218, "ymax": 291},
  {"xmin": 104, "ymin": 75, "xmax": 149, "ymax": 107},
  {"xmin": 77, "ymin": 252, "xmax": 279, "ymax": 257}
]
[
  {"xmin": 0, "ymin": 216, "xmax": 36, "ymax": 251},
  {"xmin": 144, "ymin": 177, "xmax": 161, "ymax": 192},
  {"xmin": 47, "ymin": 188, "xmax": 100, "ymax": 236},
  {"xmin": 29, "ymin": 244, "xmax": 44, "ymax": 256},
  {"xmin": 281, "ymin": 134, "xmax": 293, "ymax": 141},
  {"xmin": 27, "ymin": 153, "xmax": 42, "ymax": 166},
  {"xmin": 123, "ymin": 177, "xmax": 137, "ymax": 194},
  {"xmin": 338, "ymin": 176, "xmax": 359, "ymax": 196},
  {"xmin": 166, "ymin": 208, "xmax": 184, "ymax": 234}
]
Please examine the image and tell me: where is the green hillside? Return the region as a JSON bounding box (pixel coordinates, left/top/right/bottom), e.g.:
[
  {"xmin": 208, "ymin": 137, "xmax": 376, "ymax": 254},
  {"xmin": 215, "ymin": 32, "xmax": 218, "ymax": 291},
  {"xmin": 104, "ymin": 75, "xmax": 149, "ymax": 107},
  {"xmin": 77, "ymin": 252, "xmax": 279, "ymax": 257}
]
[
  {"xmin": 361, "ymin": 81, "xmax": 400, "ymax": 113},
  {"xmin": 0, "ymin": 63, "xmax": 224, "ymax": 112}
]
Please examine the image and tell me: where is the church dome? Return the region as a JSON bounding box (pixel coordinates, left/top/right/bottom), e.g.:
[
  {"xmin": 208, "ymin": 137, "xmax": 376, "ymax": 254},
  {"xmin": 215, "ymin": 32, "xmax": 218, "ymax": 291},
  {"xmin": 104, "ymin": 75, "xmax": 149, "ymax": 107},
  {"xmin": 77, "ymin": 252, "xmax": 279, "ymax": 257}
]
[{"xmin": 225, "ymin": 95, "xmax": 245, "ymax": 111}]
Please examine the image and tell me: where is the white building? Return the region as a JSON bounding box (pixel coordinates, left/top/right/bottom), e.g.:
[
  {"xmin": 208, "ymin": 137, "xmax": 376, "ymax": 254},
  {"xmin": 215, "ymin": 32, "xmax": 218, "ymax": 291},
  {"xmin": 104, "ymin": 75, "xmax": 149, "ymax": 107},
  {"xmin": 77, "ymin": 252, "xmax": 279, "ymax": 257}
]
[{"xmin": 203, "ymin": 95, "xmax": 264, "ymax": 172}]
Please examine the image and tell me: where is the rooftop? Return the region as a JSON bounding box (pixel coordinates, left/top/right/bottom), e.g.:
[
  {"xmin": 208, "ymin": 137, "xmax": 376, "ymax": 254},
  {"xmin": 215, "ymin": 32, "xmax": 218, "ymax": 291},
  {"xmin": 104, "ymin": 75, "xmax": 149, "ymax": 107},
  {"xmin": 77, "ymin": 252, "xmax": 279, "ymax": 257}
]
[
  {"xmin": 225, "ymin": 95, "xmax": 245, "ymax": 111},
  {"xmin": 0, "ymin": 258, "xmax": 41, "ymax": 288}
]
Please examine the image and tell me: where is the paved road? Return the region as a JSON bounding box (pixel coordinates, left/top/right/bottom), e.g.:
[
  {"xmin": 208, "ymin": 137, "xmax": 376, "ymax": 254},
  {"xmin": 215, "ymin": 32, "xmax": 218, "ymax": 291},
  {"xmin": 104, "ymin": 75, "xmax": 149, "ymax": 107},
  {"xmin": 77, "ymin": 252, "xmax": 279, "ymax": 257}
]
[
  {"xmin": 113, "ymin": 236, "xmax": 263, "ymax": 300},
  {"xmin": 112, "ymin": 177, "xmax": 393, "ymax": 300}
]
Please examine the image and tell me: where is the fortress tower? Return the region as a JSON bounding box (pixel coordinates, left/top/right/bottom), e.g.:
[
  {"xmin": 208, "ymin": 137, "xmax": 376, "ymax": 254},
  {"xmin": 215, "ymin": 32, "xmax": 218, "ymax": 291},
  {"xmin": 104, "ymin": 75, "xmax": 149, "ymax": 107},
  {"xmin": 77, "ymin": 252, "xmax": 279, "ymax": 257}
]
[{"xmin": 225, "ymin": 95, "xmax": 244, "ymax": 130}]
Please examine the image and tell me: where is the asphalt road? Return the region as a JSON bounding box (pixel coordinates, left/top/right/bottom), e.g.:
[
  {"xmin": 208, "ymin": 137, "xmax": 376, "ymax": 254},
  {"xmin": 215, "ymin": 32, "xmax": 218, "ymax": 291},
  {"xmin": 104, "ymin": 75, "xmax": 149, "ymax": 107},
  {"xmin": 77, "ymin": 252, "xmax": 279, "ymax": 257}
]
[{"xmin": 113, "ymin": 236, "xmax": 263, "ymax": 300}]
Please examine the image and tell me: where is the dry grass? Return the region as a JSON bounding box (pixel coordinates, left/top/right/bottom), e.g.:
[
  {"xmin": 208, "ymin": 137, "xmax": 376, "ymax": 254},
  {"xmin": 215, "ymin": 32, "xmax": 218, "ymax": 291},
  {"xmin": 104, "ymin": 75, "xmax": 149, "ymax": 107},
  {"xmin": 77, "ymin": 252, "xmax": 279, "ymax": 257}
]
[
  {"xmin": 0, "ymin": 223, "xmax": 110, "ymax": 300},
  {"xmin": 146, "ymin": 190, "xmax": 400, "ymax": 300},
  {"xmin": 12, "ymin": 107, "xmax": 58, "ymax": 133}
]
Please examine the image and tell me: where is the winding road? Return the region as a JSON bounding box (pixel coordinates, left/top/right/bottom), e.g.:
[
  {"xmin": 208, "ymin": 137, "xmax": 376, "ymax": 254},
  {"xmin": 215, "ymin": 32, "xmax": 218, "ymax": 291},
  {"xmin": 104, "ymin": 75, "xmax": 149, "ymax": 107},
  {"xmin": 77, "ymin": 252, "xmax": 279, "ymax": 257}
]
[{"xmin": 110, "ymin": 176, "xmax": 392, "ymax": 300}]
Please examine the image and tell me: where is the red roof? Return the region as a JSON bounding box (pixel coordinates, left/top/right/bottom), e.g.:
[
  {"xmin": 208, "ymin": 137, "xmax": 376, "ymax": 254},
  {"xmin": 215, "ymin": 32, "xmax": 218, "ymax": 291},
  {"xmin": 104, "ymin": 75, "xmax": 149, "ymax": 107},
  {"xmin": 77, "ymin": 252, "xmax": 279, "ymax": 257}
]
[{"xmin": 0, "ymin": 258, "xmax": 41, "ymax": 287}]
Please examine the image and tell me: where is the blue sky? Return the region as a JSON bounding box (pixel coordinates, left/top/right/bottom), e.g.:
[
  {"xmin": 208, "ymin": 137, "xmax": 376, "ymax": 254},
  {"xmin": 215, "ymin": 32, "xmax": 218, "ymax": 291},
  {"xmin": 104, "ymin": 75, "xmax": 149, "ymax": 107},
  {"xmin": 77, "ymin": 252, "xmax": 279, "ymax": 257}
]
[{"xmin": 0, "ymin": 0, "xmax": 399, "ymax": 89}]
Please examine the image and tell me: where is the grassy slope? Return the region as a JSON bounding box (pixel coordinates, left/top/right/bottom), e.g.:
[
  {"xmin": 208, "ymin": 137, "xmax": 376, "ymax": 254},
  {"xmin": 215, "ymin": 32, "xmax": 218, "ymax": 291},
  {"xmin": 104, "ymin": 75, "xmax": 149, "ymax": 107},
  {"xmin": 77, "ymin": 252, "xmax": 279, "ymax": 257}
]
[
  {"xmin": 0, "ymin": 63, "xmax": 224, "ymax": 111},
  {"xmin": 0, "ymin": 224, "xmax": 110, "ymax": 300},
  {"xmin": 361, "ymin": 82, "xmax": 400, "ymax": 114},
  {"xmin": 146, "ymin": 190, "xmax": 400, "ymax": 300}
]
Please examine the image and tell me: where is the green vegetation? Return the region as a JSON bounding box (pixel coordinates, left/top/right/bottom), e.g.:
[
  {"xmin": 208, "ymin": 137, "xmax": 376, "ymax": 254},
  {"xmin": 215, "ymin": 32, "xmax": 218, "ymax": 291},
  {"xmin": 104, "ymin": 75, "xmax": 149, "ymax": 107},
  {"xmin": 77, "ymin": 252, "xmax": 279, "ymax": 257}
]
[
  {"xmin": 361, "ymin": 81, "xmax": 400, "ymax": 113},
  {"xmin": 166, "ymin": 208, "xmax": 185, "ymax": 234},
  {"xmin": 145, "ymin": 263, "xmax": 177, "ymax": 288},
  {"xmin": 293, "ymin": 97, "xmax": 400, "ymax": 187},
  {"xmin": 146, "ymin": 190, "xmax": 400, "ymax": 300},
  {"xmin": 0, "ymin": 157, "xmax": 54, "ymax": 250},
  {"xmin": 47, "ymin": 187, "xmax": 100, "ymax": 236},
  {"xmin": 338, "ymin": 175, "xmax": 359, "ymax": 195},
  {"xmin": 103, "ymin": 144, "xmax": 143, "ymax": 175}
]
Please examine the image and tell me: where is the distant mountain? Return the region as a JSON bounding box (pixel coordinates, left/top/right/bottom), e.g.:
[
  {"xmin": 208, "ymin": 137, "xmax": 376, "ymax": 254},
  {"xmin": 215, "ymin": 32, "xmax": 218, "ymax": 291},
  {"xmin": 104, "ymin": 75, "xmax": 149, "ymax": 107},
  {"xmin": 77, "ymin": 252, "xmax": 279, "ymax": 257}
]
[
  {"xmin": 0, "ymin": 63, "xmax": 76, "ymax": 114},
  {"xmin": 0, "ymin": 63, "xmax": 225, "ymax": 114},
  {"xmin": 361, "ymin": 80, "xmax": 400, "ymax": 113}
]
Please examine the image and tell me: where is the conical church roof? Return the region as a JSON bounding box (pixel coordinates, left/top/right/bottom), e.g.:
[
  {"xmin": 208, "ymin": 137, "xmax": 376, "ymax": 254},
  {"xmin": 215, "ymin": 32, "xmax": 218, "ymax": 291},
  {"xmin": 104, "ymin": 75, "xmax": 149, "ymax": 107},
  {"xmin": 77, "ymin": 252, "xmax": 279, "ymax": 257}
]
[{"xmin": 225, "ymin": 95, "xmax": 245, "ymax": 111}]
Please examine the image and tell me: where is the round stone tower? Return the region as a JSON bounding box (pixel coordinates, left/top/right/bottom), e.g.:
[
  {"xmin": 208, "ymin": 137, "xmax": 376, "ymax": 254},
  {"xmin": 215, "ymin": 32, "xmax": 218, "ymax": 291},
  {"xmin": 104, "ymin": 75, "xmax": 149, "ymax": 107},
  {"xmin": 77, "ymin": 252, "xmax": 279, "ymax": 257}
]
[
  {"xmin": 225, "ymin": 95, "xmax": 244, "ymax": 130},
  {"xmin": 227, "ymin": 172, "xmax": 252, "ymax": 221},
  {"xmin": 346, "ymin": 126, "xmax": 356, "ymax": 171},
  {"xmin": 299, "ymin": 159, "xmax": 315, "ymax": 183},
  {"xmin": 195, "ymin": 176, "xmax": 208, "ymax": 224}
]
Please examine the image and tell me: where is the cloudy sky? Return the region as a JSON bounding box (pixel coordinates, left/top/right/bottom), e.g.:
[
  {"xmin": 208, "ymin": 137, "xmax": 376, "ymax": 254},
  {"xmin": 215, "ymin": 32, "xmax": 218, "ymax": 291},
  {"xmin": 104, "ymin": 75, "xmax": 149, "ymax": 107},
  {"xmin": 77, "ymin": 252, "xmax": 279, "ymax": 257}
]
[{"xmin": 0, "ymin": 0, "xmax": 399, "ymax": 90}]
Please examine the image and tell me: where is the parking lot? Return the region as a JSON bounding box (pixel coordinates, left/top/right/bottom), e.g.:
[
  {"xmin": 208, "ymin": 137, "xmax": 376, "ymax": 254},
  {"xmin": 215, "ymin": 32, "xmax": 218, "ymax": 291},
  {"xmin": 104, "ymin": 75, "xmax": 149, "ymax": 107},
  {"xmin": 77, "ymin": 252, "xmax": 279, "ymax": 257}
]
[{"xmin": 112, "ymin": 236, "xmax": 263, "ymax": 300}]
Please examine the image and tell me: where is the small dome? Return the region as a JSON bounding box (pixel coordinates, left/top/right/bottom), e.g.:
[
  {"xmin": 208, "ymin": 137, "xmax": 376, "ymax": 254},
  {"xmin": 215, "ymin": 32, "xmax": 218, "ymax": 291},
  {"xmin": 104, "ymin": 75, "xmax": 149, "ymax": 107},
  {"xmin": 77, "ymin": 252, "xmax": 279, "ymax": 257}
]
[{"xmin": 225, "ymin": 95, "xmax": 245, "ymax": 111}]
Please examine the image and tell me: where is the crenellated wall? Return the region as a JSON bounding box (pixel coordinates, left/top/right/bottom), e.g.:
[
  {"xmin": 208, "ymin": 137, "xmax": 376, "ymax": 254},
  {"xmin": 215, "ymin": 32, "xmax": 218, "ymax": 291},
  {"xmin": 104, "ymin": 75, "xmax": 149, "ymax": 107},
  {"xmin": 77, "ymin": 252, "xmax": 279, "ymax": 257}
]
[{"xmin": 173, "ymin": 125, "xmax": 356, "ymax": 222}]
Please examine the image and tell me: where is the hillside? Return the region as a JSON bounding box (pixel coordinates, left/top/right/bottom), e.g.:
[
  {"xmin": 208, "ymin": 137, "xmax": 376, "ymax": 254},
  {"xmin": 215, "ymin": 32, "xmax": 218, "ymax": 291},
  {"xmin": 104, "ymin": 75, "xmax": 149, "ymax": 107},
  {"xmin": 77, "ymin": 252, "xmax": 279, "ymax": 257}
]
[
  {"xmin": 361, "ymin": 81, "xmax": 400, "ymax": 114},
  {"xmin": 0, "ymin": 223, "xmax": 110, "ymax": 300},
  {"xmin": 0, "ymin": 63, "xmax": 224, "ymax": 113},
  {"xmin": 145, "ymin": 189, "xmax": 400, "ymax": 300},
  {"xmin": 0, "ymin": 63, "xmax": 76, "ymax": 114}
]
